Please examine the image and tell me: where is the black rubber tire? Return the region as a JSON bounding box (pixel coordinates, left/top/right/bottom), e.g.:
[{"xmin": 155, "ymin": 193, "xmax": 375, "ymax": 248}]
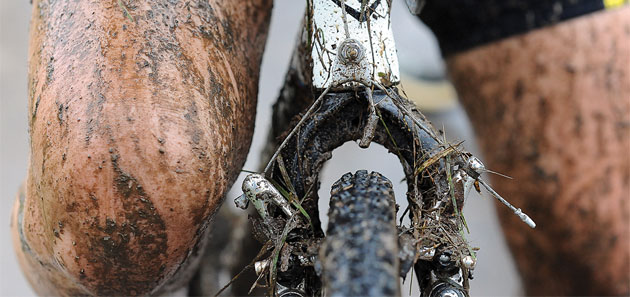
[{"xmin": 320, "ymin": 170, "xmax": 400, "ymax": 297}]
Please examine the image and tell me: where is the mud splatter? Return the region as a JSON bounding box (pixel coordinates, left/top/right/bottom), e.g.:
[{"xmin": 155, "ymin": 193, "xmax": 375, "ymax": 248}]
[{"xmin": 74, "ymin": 149, "xmax": 168, "ymax": 295}]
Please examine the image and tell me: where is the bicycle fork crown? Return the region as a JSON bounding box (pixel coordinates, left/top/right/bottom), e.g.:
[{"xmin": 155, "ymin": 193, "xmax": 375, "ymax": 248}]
[{"xmin": 309, "ymin": 0, "xmax": 400, "ymax": 90}]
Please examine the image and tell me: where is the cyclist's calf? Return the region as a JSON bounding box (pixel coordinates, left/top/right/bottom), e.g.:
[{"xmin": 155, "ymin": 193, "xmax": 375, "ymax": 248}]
[{"xmin": 11, "ymin": 0, "xmax": 272, "ymax": 295}]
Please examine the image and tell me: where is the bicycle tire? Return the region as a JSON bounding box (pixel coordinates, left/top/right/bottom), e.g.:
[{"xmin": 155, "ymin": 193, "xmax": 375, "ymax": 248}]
[{"xmin": 320, "ymin": 170, "xmax": 400, "ymax": 297}]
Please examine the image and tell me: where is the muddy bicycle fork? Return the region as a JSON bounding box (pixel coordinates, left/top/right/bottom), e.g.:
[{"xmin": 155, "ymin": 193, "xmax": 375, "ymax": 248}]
[{"xmin": 233, "ymin": 1, "xmax": 535, "ymax": 296}]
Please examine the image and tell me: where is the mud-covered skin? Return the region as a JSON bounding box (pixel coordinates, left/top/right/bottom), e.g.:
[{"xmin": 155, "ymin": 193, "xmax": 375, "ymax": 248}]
[
  {"xmin": 13, "ymin": 0, "xmax": 272, "ymax": 295},
  {"xmin": 447, "ymin": 8, "xmax": 630, "ymax": 295},
  {"xmin": 321, "ymin": 171, "xmax": 400, "ymax": 296}
]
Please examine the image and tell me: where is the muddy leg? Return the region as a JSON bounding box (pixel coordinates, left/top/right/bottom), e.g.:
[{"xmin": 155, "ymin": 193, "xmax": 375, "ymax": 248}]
[
  {"xmin": 13, "ymin": 0, "xmax": 272, "ymax": 295},
  {"xmin": 447, "ymin": 8, "xmax": 630, "ymax": 295}
]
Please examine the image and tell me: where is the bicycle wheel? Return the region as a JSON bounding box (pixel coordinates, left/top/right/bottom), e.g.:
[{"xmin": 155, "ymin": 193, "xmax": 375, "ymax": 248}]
[{"xmin": 320, "ymin": 170, "xmax": 400, "ymax": 297}]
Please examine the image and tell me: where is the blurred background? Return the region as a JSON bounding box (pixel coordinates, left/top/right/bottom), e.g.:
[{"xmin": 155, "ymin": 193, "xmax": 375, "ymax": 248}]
[{"xmin": 0, "ymin": 0, "xmax": 522, "ymax": 295}]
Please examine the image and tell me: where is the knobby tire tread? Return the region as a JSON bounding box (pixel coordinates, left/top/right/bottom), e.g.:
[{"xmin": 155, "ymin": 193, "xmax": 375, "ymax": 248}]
[{"xmin": 321, "ymin": 170, "xmax": 400, "ymax": 297}]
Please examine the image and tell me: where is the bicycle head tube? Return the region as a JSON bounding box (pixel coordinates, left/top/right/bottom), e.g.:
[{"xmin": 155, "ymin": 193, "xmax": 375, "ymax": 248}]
[{"xmin": 305, "ymin": 0, "xmax": 400, "ymax": 91}]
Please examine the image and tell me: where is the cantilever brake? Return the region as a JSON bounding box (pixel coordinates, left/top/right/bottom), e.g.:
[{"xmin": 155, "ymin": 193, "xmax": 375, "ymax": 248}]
[{"xmin": 236, "ymin": 173, "xmax": 295, "ymax": 223}]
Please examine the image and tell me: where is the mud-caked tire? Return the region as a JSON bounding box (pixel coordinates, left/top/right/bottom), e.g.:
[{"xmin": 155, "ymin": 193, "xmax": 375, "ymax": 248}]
[{"xmin": 320, "ymin": 170, "xmax": 400, "ymax": 297}]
